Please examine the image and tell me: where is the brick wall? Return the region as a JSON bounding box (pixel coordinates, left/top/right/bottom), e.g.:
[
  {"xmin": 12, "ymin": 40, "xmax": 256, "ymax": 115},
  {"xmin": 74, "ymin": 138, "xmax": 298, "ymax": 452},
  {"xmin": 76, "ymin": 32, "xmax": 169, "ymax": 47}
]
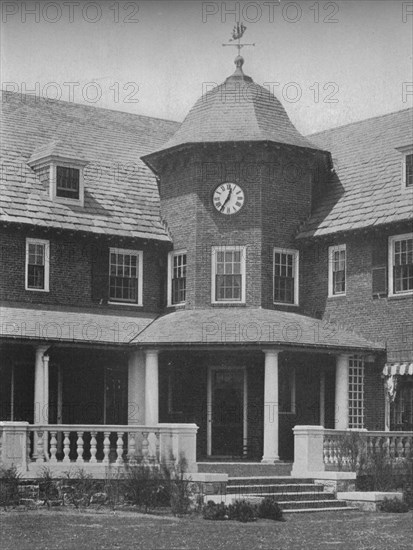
[{"xmin": 0, "ymin": 225, "xmax": 168, "ymax": 313}]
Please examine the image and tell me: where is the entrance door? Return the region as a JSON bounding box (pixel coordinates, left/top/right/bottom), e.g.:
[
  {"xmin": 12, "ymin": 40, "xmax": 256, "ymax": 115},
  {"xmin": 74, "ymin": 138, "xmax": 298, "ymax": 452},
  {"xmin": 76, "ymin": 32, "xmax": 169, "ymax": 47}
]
[{"xmin": 208, "ymin": 367, "xmax": 246, "ymax": 457}]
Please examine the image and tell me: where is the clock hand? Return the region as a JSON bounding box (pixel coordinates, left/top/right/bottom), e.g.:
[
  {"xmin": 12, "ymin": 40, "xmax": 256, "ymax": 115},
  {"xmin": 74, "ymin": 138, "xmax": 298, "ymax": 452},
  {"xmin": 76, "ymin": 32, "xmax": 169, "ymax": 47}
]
[{"xmin": 220, "ymin": 187, "xmax": 233, "ymax": 211}]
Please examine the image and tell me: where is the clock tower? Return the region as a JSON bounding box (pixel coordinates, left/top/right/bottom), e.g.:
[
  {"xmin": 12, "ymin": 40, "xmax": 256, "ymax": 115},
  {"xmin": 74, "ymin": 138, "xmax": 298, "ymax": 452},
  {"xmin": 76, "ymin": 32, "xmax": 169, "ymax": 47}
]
[{"xmin": 142, "ymin": 54, "xmax": 330, "ymax": 311}]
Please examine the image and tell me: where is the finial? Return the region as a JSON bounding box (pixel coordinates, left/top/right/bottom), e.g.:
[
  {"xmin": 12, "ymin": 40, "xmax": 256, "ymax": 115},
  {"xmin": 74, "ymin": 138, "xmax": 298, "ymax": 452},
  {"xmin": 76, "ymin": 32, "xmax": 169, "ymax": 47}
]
[{"xmin": 234, "ymin": 55, "xmax": 244, "ymax": 69}]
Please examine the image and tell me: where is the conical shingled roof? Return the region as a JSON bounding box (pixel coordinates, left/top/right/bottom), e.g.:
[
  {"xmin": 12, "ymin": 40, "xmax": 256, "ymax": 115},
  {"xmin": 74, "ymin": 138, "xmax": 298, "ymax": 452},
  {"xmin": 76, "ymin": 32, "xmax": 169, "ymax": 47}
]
[{"xmin": 150, "ymin": 57, "xmax": 318, "ymax": 155}]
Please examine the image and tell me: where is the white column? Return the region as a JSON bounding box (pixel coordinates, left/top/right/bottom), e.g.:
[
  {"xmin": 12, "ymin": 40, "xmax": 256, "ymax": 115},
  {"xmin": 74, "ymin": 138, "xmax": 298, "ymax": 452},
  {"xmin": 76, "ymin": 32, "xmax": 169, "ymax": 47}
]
[
  {"xmin": 262, "ymin": 350, "xmax": 280, "ymax": 463},
  {"xmin": 335, "ymin": 354, "xmax": 350, "ymax": 430},
  {"xmin": 319, "ymin": 369, "xmax": 325, "ymax": 427},
  {"xmin": 34, "ymin": 345, "xmax": 49, "ymax": 424},
  {"xmin": 128, "ymin": 350, "xmax": 146, "ymax": 424},
  {"xmin": 145, "ymin": 350, "xmax": 159, "ymax": 425}
]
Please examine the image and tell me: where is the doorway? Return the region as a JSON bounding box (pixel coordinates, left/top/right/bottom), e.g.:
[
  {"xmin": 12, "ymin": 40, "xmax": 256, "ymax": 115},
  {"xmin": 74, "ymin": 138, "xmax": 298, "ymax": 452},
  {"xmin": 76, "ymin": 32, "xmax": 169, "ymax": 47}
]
[{"xmin": 207, "ymin": 367, "xmax": 247, "ymax": 457}]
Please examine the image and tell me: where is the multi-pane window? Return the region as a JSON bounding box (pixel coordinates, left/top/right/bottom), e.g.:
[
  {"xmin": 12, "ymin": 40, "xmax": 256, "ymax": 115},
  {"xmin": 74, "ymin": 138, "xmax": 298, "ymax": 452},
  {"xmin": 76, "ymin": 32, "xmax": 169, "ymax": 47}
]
[
  {"xmin": 109, "ymin": 248, "xmax": 142, "ymax": 304},
  {"xmin": 25, "ymin": 238, "xmax": 49, "ymax": 291},
  {"xmin": 348, "ymin": 356, "xmax": 364, "ymax": 429},
  {"xmin": 212, "ymin": 247, "xmax": 245, "ymax": 302},
  {"xmin": 391, "ymin": 383, "xmax": 413, "ymax": 431},
  {"xmin": 328, "ymin": 244, "xmax": 346, "ymax": 296},
  {"xmin": 56, "ymin": 166, "xmax": 80, "ymax": 199},
  {"xmin": 273, "ymin": 248, "xmax": 298, "ymax": 305},
  {"xmin": 389, "ymin": 234, "xmax": 413, "ymax": 295},
  {"xmin": 169, "ymin": 251, "xmax": 187, "ymax": 305},
  {"xmin": 404, "ymin": 152, "xmax": 413, "ymax": 188}
]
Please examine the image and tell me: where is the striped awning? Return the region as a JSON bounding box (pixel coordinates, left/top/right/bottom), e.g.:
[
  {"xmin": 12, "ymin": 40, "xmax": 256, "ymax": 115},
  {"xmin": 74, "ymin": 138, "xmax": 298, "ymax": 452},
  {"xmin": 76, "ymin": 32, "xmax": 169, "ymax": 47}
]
[{"xmin": 383, "ymin": 363, "xmax": 413, "ymax": 376}]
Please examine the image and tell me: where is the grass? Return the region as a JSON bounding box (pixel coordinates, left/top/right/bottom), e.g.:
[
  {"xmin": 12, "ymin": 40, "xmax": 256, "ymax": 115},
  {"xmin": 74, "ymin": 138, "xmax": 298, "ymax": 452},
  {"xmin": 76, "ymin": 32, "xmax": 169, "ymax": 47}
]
[{"xmin": 1, "ymin": 509, "xmax": 412, "ymax": 550}]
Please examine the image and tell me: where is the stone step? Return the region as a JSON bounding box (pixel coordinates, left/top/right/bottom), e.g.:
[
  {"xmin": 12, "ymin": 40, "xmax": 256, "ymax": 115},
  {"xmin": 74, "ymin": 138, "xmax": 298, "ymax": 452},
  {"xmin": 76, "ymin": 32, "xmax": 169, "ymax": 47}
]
[
  {"xmin": 227, "ymin": 476, "xmax": 312, "ymax": 486},
  {"xmin": 284, "ymin": 506, "xmax": 359, "ymax": 514},
  {"xmin": 242, "ymin": 492, "xmax": 336, "ymax": 502},
  {"xmin": 197, "ymin": 462, "xmax": 293, "ymax": 477},
  {"xmin": 280, "ymin": 500, "xmax": 350, "ymax": 511},
  {"xmin": 226, "ymin": 482, "xmax": 322, "ymax": 493}
]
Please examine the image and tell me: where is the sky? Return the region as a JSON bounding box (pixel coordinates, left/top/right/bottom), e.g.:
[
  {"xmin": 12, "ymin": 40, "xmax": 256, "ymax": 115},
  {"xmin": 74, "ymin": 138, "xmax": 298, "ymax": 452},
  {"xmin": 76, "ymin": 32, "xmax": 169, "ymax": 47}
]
[{"xmin": 1, "ymin": 0, "xmax": 412, "ymax": 134}]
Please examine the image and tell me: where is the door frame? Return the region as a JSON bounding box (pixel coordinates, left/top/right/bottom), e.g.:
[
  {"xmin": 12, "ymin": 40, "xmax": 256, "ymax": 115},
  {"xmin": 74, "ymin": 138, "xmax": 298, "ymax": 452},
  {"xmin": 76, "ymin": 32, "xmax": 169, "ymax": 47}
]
[{"xmin": 207, "ymin": 365, "xmax": 248, "ymax": 457}]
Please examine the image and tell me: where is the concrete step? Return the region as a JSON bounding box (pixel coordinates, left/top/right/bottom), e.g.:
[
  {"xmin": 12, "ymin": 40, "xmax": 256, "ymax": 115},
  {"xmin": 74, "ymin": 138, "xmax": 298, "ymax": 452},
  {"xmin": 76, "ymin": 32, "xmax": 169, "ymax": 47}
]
[
  {"xmin": 284, "ymin": 506, "xmax": 359, "ymax": 514},
  {"xmin": 197, "ymin": 462, "xmax": 293, "ymax": 477},
  {"xmin": 227, "ymin": 482, "xmax": 323, "ymax": 493},
  {"xmin": 245, "ymin": 492, "xmax": 336, "ymax": 502},
  {"xmin": 227, "ymin": 476, "xmax": 310, "ymax": 486},
  {"xmin": 280, "ymin": 499, "xmax": 351, "ymax": 511}
]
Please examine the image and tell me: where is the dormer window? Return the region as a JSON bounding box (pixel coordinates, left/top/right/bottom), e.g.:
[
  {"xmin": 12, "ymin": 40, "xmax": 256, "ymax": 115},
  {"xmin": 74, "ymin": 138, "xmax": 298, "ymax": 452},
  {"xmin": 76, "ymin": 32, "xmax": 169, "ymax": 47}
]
[
  {"xmin": 404, "ymin": 152, "xmax": 413, "ymax": 188},
  {"xmin": 28, "ymin": 140, "xmax": 87, "ymax": 206},
  {"xmin": 56, "ymin": 166, "xmax": 80, "ymax": 199},
  {"xmin": 396, "ymin": 145, "xmax": 413, "ymax": 190}
]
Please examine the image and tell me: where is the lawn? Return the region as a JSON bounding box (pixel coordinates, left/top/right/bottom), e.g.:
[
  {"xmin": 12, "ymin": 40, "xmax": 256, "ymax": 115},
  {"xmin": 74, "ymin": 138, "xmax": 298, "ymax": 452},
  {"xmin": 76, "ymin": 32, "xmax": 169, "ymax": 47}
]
[{"xmin": 1, "ymin": 509, "xmax": 412, "ymax": 550}]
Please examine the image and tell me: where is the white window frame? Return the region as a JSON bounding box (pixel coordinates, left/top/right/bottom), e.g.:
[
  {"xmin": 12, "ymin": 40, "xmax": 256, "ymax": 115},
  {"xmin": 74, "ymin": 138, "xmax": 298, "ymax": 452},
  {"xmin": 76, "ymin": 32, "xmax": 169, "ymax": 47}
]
[
  {"xmin": 25, "ymin": 238, "xmax": 50, "ymax": 292},
  {"xmin": 388, "ymin": 233, "xmax": 413, "ymax": 297},
  {"xmin": 328, "ymin": 244, "xmax": 346, "ymax": 297},
  {"xmin": 348, "ymin": 355, "xmax": 365, "ymax": 429},
  {"xmin": 49, "ymin": 160, "xmax": 85, "ymax": 206},
  {"xmin": 273, "ymin": 248, "xmax": 299, "ymax": 306},
  {"xmin": 108, "ymin": 248, "xmax": 143, "ymax": 306},
  {"xmin": 399, "ymin": 147, "xmax": 413, "ymax": 190},
  {"xmin": 167, "ymin": 249, "xmax": 187, "ymax": 307},
  {"xmin": 211, "ymin": 245, "xmax": 246, "ymax": 304}
]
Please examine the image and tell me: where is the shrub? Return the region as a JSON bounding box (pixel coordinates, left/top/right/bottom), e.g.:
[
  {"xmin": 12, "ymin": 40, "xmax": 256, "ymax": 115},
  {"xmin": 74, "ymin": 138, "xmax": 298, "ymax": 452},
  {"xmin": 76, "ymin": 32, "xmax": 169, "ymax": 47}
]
[
  {"xmin": 123, "ymin": 462, "xmax": 170, "ymax": 512},
  {"xmin": 228, "ymin": 500, "xmax": 258, "ymax": 523},
  {"xmin": 62, "ymin": 468, "xmax": 95, "ymax": 508},
  {"xmin": 38, "ymin": 466, "xmax": 60, "ymax": 506},
  {"xmin": 162, "ymin": 454, "xmax": 192, "ymax": 516},
  {"xmin": 379, "ymin": 497, "xmax": 409, "ymax": 513},
  {"xmin": 0, "ymin": 466, "xmax": 21, "ymax": 507},
  {"xmin": 257, "ymin": 497, "xmax": 284, "ymax": 521},
  {"xmin": 202, "ymin": 500, "xmax": 228, "ymax": 520}
]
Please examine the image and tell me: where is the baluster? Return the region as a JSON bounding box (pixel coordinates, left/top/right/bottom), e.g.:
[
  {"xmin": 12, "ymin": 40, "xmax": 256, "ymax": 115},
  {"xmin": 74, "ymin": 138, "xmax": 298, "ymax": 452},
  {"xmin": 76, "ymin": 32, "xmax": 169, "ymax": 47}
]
[
  {"xmin": 128, "ymin": 431, "xmax": 137, "ymax": 465},
  {"xmin": 26, "ymin": 432, "xmax": 31, "ymax": 463},
  {"xmin": 396, "ymin": 436, "xmax": 404, "ymax": 458},
  {"xmin": 389, "ymin": 436, "xmax": 395, "ymax": 458},
  {"xmin": 90, "ymin": 431, "xmax": 97, "ymax": 463},
  {"xmin": 155, "ymin": 431, "xmax": 160, "ymax": 465},
  {"xmin": 103, "ymin": 431, "xmax": 110, "ymax": 465},
  {"xmin": 367, "ymin": 436, "xmax": 373, "ymax": 462},
  {"xmin": 50, "ymin": 431, "xmax": 58, "ymax": 463},
  {"xmin": 332, "ymin": 437, "xmax": 339, "ymax": 466},
  {"xmin": 382, "ymin": 436, "xmax": 389, "ymax": 459},
  {"xmin": 36, "ymin": 430, "xmax": 45, "ymax": 463},
  {"xmin": 405, "ymin": 436, "xmax": 411, "ymax": 459},
  {"xmin": 0, "ymin": 431, "xmax": 3, "ymax": 463},
  {"xmin": 142, "ymin": 431, "xmax": 149, "ymax": 464},
  {"xmin": 323, "ymin": 437, "xmax": 331, "ymax": 465},
  {"xmin": 76, "ymin": 431, "xmax": 84, "ymax": 463},
  {"xmin": 63, "ymin": 432, "xmax": 71, "ymax": 463},
  {"xmin": 116, "ymin": 432, "xmax": 124, "ymax": 465}
]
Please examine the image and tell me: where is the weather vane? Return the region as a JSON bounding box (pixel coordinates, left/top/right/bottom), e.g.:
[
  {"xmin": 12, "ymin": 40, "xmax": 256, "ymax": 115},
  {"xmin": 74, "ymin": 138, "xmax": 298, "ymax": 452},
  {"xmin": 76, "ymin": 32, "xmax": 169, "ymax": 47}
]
[{"xmin": 222, "ymin": 22, "xmax": 255, "ymax": 55}]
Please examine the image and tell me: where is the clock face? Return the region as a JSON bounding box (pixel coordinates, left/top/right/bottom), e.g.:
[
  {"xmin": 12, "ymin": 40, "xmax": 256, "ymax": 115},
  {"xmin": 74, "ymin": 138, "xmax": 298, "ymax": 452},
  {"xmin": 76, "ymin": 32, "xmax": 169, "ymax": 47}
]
[{"xmin": 213, "ymin": 183, "xmax": 245, "ymax": 215}]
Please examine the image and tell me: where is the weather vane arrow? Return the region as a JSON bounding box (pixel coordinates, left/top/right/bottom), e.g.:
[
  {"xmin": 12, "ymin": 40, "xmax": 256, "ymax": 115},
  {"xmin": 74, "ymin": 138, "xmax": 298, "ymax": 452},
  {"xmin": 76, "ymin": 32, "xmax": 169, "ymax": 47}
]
[{"xmin": 222, "ymin": 22, "xmax": 255, "ymax": 55}]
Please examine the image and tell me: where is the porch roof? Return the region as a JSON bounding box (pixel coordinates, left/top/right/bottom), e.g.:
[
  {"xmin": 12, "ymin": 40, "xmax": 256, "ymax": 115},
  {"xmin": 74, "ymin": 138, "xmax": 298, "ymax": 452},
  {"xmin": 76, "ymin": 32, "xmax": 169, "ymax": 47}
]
[
  {"xmin": 0, "ymin": 303, "xmax": 156, "ymax": 346},
  {"xmin": 131, "ymin": 308, "xmax": 385, "ymax": 353}
]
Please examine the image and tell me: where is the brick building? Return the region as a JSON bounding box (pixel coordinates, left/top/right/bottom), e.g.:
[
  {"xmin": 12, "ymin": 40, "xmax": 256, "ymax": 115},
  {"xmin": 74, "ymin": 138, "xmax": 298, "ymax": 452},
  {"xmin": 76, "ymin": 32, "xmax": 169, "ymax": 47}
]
[{"xmin": 0, "ymin": 55, "xmax": 412, "ymax": 470}]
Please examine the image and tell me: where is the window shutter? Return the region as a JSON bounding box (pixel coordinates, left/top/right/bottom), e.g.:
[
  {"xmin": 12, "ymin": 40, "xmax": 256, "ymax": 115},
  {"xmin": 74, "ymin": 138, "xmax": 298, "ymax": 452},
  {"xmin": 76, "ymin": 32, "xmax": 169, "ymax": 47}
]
[
  {"xmin": 91, "ymin": 246, "xmax": 109, "ymax": 303},
  {"xmin": 372, "ymin": 239, "xmax": 387, "ymax": 296}
]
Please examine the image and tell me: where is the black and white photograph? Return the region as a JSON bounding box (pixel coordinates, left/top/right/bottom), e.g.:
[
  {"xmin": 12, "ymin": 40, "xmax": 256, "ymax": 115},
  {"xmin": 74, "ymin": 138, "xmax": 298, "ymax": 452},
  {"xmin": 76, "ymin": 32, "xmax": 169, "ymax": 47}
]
[{"xmin": 0, "ymin": 1, "xmax": 412, "ymax": 548}]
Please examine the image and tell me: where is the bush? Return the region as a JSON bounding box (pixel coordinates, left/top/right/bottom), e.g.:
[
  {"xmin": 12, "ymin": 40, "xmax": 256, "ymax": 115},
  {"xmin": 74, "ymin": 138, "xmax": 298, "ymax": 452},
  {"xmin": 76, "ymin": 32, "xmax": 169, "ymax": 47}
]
[
  {"xmin": 257, "ymin": 497, "xmax": 284, "ymax": 521},
  {"xmin": 202, "ymin": 501, "xmax": 228, "ymax": 520},
  {"xmin": 38, "ymin": 467, "xmax": 60, "ymax": 505},
  {"xmin": 379, "ymin": 497, "xmax": 409, "ymax": 513},
  {"xmin": 62, "ymin": 468, "xmax": 96, "ymax": 508},
  {"xmin": 0, "ymin": 466, "xmax": 21, "ymax": 507},
  {"xmin": 164, "ymin": 455, "xmax": 192, "ymax": 516},
  {"xmin": 228, "ymin": 500, "xmax": 257, "ymax": 523}
]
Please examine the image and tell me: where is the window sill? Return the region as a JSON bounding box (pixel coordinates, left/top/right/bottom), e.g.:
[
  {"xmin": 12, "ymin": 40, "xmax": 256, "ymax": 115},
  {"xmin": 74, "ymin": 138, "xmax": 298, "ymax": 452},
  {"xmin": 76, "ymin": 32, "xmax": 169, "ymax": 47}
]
[
  {"xmin": 327, "ymin": 294, "xmax": 347, "ymax": 299},
  {"xmin": 108, "ymin": 301, "xmax": 142, "ymax": 307},
  {"xmin": 387, "ymin": 293, "xmax": 413, "ymax": 300},
  {"xmin": 211, "ymin": 302, "xmax": 246, "ymax": 307},
  {"xmin": 273, "ymin": 302, "xmax": 299, "ymax": 307},
  {"xmin": 167, "ymin": 302, "xmax": 186, "ymax": 309},
  {"xmin": 26, "ymin": 288, "xmax": 49, "ymax": 293}
]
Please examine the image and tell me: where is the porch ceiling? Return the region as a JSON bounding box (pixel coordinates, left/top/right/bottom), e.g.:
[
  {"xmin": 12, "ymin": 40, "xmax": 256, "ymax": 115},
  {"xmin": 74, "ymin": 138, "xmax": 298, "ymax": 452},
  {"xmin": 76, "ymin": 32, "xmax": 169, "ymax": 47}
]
[
  {"xmin": 0, "ymin": 302, "xmax": 156, "ymax": 346},
  {"xmin": 130, "ymin": 308, "xmax": 386, "ymax": 353}
]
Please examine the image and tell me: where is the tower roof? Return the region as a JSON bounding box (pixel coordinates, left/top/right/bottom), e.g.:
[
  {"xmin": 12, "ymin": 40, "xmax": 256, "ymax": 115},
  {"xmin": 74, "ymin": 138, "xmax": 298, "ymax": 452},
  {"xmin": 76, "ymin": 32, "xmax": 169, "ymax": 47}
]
[{"xmin": 144, "ymin": 57, "xmax": 318, "ymax": 160}]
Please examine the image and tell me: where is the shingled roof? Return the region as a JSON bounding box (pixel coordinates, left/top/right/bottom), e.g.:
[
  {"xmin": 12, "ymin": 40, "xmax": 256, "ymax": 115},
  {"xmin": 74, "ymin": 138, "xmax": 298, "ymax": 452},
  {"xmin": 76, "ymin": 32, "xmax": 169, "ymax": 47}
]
[
  {"xmin": 144, "ymin": 58, "xmax": 318, "ymax": 160},
  {"xmin": 130, "ymin": 308, "xmax": 385, "ymax": 352},
  {"xmin": 298, "ymin": 108, "xmax": 413, "ymax": 239},
  {"xmin": 0, "ymin": 91, "xmax": 179, "ymax": 240}
]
